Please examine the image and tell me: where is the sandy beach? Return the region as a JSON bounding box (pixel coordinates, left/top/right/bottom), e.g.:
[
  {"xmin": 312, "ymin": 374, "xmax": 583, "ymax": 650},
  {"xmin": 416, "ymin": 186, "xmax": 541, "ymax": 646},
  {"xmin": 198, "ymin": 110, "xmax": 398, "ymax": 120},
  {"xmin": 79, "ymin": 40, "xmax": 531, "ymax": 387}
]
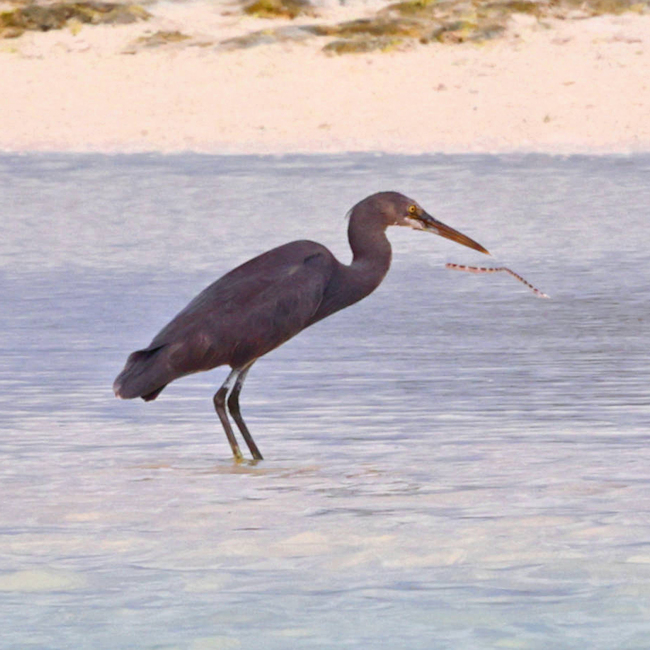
[{"xmin": 1, "ymin": 0, "xmax": 649, "ymax": 154}]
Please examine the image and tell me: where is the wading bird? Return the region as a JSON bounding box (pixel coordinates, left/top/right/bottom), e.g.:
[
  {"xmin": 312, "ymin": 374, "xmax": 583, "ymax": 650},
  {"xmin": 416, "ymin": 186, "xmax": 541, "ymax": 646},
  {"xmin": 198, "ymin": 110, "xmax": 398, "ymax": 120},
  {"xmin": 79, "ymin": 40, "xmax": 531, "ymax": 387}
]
[{"xmin": 114, "ymin": 192, "xmax": 488, "ymax": 461}]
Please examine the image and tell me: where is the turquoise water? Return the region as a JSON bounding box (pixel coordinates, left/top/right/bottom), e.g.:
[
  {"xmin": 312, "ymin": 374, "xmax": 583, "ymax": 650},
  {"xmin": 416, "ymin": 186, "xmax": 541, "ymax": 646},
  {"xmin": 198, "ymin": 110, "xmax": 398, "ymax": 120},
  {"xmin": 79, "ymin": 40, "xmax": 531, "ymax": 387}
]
[{"xmin": 1, "ymin": 153, "xmax": 649, "ymax": 649}]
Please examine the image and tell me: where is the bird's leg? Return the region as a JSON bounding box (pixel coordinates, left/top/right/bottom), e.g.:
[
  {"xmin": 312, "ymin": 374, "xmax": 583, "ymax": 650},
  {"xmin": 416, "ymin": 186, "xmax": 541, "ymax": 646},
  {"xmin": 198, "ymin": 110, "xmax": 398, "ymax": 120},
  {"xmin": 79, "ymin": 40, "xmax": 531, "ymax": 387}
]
[
  {"xmin": 227, "ymin": 363, "xmax": 263, "ymax": 461},
  {"xmin": 213, "ymin": 369, "xmax": 244, "ymax": 461}
]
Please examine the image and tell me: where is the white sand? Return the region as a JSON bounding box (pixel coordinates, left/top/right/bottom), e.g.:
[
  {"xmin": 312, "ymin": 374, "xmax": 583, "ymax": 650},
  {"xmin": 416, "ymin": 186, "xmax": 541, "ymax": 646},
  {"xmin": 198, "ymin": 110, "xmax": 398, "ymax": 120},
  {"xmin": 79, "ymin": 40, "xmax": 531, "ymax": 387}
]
[{"xmin": 1, "ymin": 1, "xmax": 649, "ymax": 154}]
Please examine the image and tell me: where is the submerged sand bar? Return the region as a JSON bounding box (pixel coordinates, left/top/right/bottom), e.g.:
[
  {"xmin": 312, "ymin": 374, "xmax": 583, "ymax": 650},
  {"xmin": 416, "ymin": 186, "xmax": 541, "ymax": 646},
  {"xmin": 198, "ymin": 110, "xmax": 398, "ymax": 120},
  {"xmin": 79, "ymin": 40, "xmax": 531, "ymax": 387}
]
[{"xmin": 1, "ymin": 1, "xmax": 649, "ymax": 154}]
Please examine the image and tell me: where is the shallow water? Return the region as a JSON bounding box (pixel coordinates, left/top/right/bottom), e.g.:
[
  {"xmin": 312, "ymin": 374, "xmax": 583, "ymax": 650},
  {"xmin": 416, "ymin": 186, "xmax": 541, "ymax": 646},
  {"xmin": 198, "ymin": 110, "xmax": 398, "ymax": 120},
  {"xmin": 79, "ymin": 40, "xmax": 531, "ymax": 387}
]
[{"xmin": 1, "ymin": 153, "xmax": 650, "ymax": 649}]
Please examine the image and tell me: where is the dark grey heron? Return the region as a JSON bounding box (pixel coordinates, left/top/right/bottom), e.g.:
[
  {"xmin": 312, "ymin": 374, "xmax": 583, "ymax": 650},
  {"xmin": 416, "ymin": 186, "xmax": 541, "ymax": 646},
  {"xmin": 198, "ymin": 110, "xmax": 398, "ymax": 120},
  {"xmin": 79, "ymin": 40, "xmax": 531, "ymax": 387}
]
[{"xmin": 114, "ymin": 191, "xmax": 489, "ymax": 461}]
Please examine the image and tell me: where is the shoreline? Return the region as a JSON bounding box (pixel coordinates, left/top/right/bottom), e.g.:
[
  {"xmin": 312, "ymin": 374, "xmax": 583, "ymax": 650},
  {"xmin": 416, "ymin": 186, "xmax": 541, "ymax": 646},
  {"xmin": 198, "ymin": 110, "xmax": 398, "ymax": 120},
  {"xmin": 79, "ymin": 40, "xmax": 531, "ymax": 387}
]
[{"xmin": 1, "ymin": 2, "xmax": 650, "ymax": 155}]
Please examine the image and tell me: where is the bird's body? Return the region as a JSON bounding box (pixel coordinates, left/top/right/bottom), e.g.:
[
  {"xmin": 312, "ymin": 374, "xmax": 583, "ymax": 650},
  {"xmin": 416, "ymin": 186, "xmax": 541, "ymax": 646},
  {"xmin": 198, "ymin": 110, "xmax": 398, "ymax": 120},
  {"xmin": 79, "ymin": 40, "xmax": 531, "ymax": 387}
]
[
  {"xmin": 114, "ymin": 236, "xmax": 387, "ymax": 401},
  {"xmin": 114, "ymin": 192, "xmax": 488, "ymax": 460},
  {"xmin": 115, "ymin": 241, "xmax": 334, "ymax": 401}
]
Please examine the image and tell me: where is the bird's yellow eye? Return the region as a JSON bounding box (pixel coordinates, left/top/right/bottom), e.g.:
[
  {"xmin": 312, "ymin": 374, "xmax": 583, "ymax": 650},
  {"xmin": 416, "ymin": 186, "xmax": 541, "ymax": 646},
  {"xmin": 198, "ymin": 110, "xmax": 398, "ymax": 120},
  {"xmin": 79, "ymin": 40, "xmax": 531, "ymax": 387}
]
[{"xmin": 408, "ymin": 204, "xmax": 418, "ymax": 215}]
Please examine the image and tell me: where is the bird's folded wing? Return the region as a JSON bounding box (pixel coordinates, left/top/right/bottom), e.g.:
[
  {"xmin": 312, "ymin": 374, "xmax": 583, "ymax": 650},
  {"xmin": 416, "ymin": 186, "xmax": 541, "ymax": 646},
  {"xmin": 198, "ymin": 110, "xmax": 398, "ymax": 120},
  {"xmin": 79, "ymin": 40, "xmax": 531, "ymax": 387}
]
[{"xmin": 146, "ymin": 241, "xmax": 335, "ymax": 370}]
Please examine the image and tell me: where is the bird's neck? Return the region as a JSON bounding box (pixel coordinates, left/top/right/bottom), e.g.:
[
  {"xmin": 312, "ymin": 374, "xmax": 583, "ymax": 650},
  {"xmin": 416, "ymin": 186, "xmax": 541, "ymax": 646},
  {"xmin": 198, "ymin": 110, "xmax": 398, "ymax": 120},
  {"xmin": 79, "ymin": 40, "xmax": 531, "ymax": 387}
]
[
  {"xmin": 307, "ymin": 210, "xmax": 392, "ymax": 326},
  {"xmin": 348, "ymin": 214, "xmax": 392, "ymax": 285},
  {"xmin": 339, "ymin": 210, "xmax": 392, "ymax": 305}
]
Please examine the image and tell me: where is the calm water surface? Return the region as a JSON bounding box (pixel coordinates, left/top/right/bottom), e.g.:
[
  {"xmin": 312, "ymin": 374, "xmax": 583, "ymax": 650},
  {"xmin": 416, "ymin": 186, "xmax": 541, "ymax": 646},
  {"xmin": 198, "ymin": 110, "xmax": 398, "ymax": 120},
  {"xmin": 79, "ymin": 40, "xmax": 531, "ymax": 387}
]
[{"xmin": 1, "ymin": 153, "xmax": 649, "ymax": 649}]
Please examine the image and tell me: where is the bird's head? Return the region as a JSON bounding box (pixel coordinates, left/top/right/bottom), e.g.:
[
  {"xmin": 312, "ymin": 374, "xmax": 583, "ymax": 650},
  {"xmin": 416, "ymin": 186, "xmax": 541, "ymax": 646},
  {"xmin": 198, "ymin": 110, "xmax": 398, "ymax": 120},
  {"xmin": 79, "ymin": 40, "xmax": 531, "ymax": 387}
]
[{"xmin": 359, "ymin": 191, "xmax": 489, "ymax": 255}]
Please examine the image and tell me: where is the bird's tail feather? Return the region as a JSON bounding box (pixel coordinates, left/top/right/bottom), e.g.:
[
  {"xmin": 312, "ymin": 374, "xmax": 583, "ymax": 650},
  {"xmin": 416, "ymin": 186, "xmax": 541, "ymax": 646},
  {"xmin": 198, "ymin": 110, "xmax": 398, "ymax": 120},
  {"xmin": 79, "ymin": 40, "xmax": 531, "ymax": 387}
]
[{"xmin": 113, "ymin": 346, "xmax": 170, "ymax": 401}]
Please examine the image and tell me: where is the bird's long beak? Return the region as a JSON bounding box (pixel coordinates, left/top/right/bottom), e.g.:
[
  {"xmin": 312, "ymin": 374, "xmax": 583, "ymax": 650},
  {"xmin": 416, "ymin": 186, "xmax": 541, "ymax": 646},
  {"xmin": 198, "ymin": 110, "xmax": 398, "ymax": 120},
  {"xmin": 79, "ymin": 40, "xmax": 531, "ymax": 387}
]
[{"xmin": 413, "ymin": 211, "xmax": 490, "ymax": 255}]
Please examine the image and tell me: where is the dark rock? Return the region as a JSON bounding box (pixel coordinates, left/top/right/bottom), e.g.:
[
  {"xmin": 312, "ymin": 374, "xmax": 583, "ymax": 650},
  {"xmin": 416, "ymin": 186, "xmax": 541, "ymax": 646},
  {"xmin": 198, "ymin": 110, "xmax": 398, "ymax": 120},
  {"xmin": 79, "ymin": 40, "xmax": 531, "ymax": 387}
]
[
  {"xmin": 324, "ymin": 17, "xmax": 429, "ymax": 39},
  {"xmin": 0, "ymin": 1, "xmax": 150, "ymax": 39},
  {"xmin": 242, "ymin": 0, "xmax": 316, "ymax": 19},
  {"xmin": 135, "ymin": 29, "xmax": 191, "ymax": 48},
  {"xmin": 323, "ymin": 35, "xmax": 407, "ymax": 54},
  {"xmin": 219, "ymin": 24, "xmax": 324, "ymax": 49}
]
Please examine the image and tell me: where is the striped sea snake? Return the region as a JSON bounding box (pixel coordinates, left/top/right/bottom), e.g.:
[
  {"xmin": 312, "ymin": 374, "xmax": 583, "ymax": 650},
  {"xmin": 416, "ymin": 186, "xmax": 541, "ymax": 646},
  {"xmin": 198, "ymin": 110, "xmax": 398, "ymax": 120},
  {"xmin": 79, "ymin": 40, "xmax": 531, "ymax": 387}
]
[{"xmin": 445, "ymin": 264, "xmax": 550, "ymax": 299}]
